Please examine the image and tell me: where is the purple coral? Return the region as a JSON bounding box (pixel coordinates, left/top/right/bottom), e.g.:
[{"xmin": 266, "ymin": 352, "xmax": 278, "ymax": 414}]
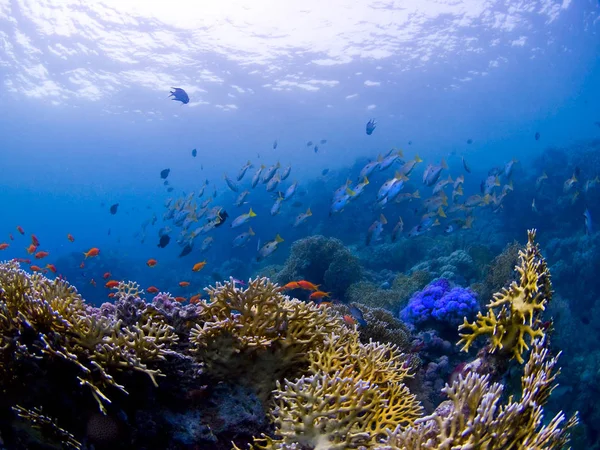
[{"xmin": 400, "ymin": 279, "xmax": 479, "ymax": 329}]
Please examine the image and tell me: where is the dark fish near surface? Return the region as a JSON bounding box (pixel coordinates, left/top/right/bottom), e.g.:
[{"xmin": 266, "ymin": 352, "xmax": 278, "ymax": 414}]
[
  {"xmin": 408, "ymin": 140, "xmax": 412, "ymax": 145},
  {"xmin": 109, "ymin": 203, "xmax": 119, "ymax": 215},
  {"xmin": 192, "ymin": 148, "xmax": 197, "ymax": 157},
  {"xmin": 322, "ymin": 168, "xmax": 329, "ymax": 176},
  {"xmin": 169, "ymin": 87, "xmax": 189, "ymax": 104},
  {"xmin": 366, "ymin": 119, "xmax": 377, "ymax": 135},
  {"xmin": 179, "ymin": 243, "xmax": 193, "ymax": 257},
  {"xmin": 320, "ymin": 139, "xmax": 327, "ymax": 144},
  {"xmin": 160, "ymin": 168, "xmax": 170, "ymax": 179},
  {"xmin": 291, "ymin": 201, "xmax": 303, "ymax": 208},
  {"xmin": 306, "ymin": 141, "xmax": 313, "ymax": 146},
  {"xmin": 167, "ymin": 187, "xmax": 174, "ymax": 192},
  {"xmin": 273, "ymin": 140, "xmax": 278, "ymax": 149},
  {"xmin": 158, "ymin": 234, "xmax": 170, "ymax": 248},
  {"xmin": 348, "ymin": 305, "xmax": 367, "ymax": 326},
  {"xmin": 314, "ymin": 146, "xmax": 319, "ymax": 153},
  {"xmin": 164, "ymin": 180, "xmax": 169, "ymax": 186},
  {"xmin": 535, "ymin": 131, "xmax": 540, "ymax": 141},
  {"xmin": 466, "ymin": 139, "xmax": 473, "ymax": 144},
  {"xmin": 462, "ymin": 157, "xmax": 471, "ymax": 173}
]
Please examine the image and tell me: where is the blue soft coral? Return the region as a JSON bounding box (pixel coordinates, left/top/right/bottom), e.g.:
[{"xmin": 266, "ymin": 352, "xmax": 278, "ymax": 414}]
[{"xmin": 400, "ymin": 278, "xmax": 478, "ymax": 328}]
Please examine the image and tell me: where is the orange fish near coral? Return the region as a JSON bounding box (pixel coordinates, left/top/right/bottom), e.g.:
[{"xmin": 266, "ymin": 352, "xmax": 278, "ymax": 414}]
[
  {"xmin": 147, "ymin": 286, "xmax": 159, "ymax": 294},
  {"xmin": 31, "ymin": 234, "xmax": 40, "ymax": 247},
  {"xmin": 175, "ymin": 296, "xmax": 187, "ymax": 302},
  {"xmin": 67, "ymin": 234, "xmax": 75, "ymax": 242},
  {"xmin": 0, "ymin": 243, "xmax": 9, "ymax": 250},
  {"xmin": 309, "ymin": 291, "xmax": 330, "ymax": 300},
  {"xmin": 190, "ymin": 294, "xmax": 202, "ymax": 304},
  {"xmin": 16, "ymin": 226, "xmax": 24, "ymax": 235},
  {"xmin": 105, "ymin": 280, "xmax": 119, "ymax": 288},
  {"xmin": 146, "ymin": 259, "xmax": 158, "ymax": 267},
  {"xmin": 16, "ymin": 258, "xmax": 31, "ymax": 264},
  {"xmin": 179, "ymin": 281, "xmax": 190, "ymax": 287},
  {"xmin": 103, "ymin": 272, "xmax": 111, "ymax": 279},
  {"xmin": 279, "ymin": 281, "xmax": 300, "ymax": 291},
  {"xmin": 90, "ymin": 279, "xmax": 97, "ymax": 287},
  {"xmin": 45, "ymin": 264, "xmax": 57, "ymax": 273},
  {"xmin": 34, "ymin": 251, "xmax": 49, "ymax": 259},
  {"xmin": 296, "ymin": 280, "xmax": 320, "ymax": 291},
  {"xmin": 84, "ymin": 247, "xmax": 100, "ymax": 258},
  {"xmin": 343, "ymin": 315, "xmax": 357, "ymax": 326},
  {"xmin": 26, "ymin": 244, "xmax": 37, "ymax": 254},
  {"xmin": 108, "ymin": 292, "xmax": 116, "ymax": 298},
  {"xmin": 30, "ymin": 265, "xmax": 43, "ymax": 272},
  {"xmin": 192, "ymin": 261, "xmax": 207, "ymax": 272}
]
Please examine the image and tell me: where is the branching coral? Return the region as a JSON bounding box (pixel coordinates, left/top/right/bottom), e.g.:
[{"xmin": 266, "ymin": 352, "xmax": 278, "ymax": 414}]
[
  {"xmin": 377, "ymin": 339, "xmax": 578, "ymax": 449},
  {"xmin": 458, "ymin": 230, "xmax": 551, "ymax": 363},
  {"xmin": 12, "ymin": 405, "xmax": 82, "ymax": 449},
  {"xmin": 190, "ymin": 277, "xmax": 345, "ymax": 400},
  {"xmin": 245, "ymin": 329, "xmax": 422, "ymax": 449},
  {"xmin": 0, "ymin": 260, "xmax": 178, "ymax": 413}
]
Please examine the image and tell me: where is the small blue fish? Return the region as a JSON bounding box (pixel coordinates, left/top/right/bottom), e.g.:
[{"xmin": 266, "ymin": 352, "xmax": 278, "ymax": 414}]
[
  {"xmin": 169, "ymin": 87, "xmax": 189, "ymax": 104},
  {"xmin": 366, "ymin": 119, "xmax": 377, "ymax": 135},
  {"xmin": 273, "ymin": 139, "xmax": 278, "ymax": 149},
  {"xmin": 348, "ymin": 305, "xmax": 367, "ymax": 326},
  {"xmin": 584, "ymin": 207, "xmax": 593, "ymax": 235}
]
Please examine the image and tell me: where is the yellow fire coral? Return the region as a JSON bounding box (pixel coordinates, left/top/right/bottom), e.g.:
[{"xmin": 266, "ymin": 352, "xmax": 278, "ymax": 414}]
[
  {"xmin": 245, "ymin": 329, "xmax": 422, "ymax": 449},
  {"xmin": 0, "ymin": 260, "xmax": 177, "ymax": 413},
  {"xmin": 190, "ymin": 277, "xmax": 345, "ymax": 400},
  {"xmin": 458, "ymin": 229, "xmax": 551, "ymax": 363},
  {"xmin": 377, "ymin": 339, "xmax": 578, "ymax": 449}
]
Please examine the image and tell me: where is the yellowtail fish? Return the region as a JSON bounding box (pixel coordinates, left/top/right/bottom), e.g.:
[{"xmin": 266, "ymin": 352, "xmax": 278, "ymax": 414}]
[
  {"xmin": 283, "ymin": 181, "xmax": 298, "ymax": 200},
  {"xmin": 294, "ymin": 208, "xmax": 312, "ymax": 227},
  {"xmin": 398, "ymin": 155, "xmax": 423, "ymax": 176},
  {"xmin": 377, "ymin": 172, "xmax": 407, "ymax": 201},
  {"xmin": 391, "ymin": 216, "xmax": 404, "ymax": 242},
  {"xmin": 271, "ymin": 196, "xmax": 284, "ymax": 216},
  {"xmin": 351, "ymin": 178, "xmax": 369, "ymax": 198},
  {"xmin": 423, "ymin": 159, "xmax": 448, "ymax": 186},
  {"xmin": 256, "ymin": 234, "xmax": 284, "ymax": 261},
  {"xmin": 366, "ymin": 214, "xmax": 387, "ymax": 246},
  {"xmin": 422, "ymin": 191, "xmax": 448, "ymax": 212},
  {"xmin": 280, "ymin": 165, "xmax": 292, "ymax": 180},
  {"xmin": 261, "ymin": 162, "xmax": 280, "ymax": 183},
  {"xmin": 563, "ymin": 174, "xmax": 578, "ymax": 192},
  {"xmin": 359, "ymin": 159, "xmax": 380, "ymax": 179},
  {"xmin": 378, "ymin": 150, "xmax": 403, "ymax": 171},
  {"xmin": 198, "ymin": 180, "xmax": 209, "ymax": 198},
  {"xmin": 232, "ymin": 227, "xmax": 255, "ymax": 247},
  {"xmin": 224, "ymin": 174, "xmax": 239, "ymax": 192},
  {"xmin": 200, "ymin": 237, "xmax": 214, "ymax": 253},
  {"xmin": 266, "ymin": 174, "xmax": 281, "ymax": 192},
  {"xmin": 394, "ymin": 190, "xmax": 420, "ymax": 203},
  {"xmin": 237, "ymin": 160, "xmax": 253, "ymax": 181},
  {"xmin": 432, "ymin": 175, "xmax": 453, "ymax": 195},
  {"xmin": 453, "ymin": 175, "xmax": 464, "ymax": 189},
  {"xmin": 252, "ymin": 165, "xmax": 265, "ymax": 188},
  {"xmin": 231, "ymin": 208, "xmax": 257, "ymax": 228},
  {"xmin": 584, "ymin": 176, "xmax": 600, "ymax": 193},
  {"xmin": 329, "ymin": 191, "xmax": 352, "ymax": 215},
  {"xmin": 464, "ymin": 194, "xmax": 490, "ymax": 208},
  {"xmin": 504, "ymin": 159, "xmax": 518, "ymax": 178},
  {"xmin": 333, "ymin": 180, "xmax": 352, "ymax": 200},
  {"xmin": 234, "ymin": 191, "xmax": 250, "ymax": 207}
]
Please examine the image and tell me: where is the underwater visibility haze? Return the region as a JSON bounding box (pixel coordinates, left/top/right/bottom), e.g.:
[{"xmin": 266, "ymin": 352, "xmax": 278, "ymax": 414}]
[{"xmin": 1, "ymin": 0, "xmax": 600, "ymax": 448}]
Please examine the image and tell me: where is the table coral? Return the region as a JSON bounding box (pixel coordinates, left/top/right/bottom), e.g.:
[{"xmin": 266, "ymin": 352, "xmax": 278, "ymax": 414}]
[{"xmin": 458, "ymin": 230, "xmax": 551, "ymax": 363}]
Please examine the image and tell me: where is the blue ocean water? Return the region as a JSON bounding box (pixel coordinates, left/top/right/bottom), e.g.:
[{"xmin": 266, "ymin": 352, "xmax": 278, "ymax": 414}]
[{"xmin": 1, "ymin": 1, "xmax": 600, "ymax": 448}]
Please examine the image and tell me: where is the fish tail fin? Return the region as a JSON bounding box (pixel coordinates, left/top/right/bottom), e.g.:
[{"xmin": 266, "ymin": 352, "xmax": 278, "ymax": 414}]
[
  {"xmin": 441, "ymin": 158, "xmax": 448, "ymax": 170},
  {"xmin": 380, "ymin": 214, "xmax": 388, "ymax": 224},
  {"xmin": 248, "ymin": 208, "xmax": 257, "ymax": 217},
  {"xmin": 415, "ymin": 154, "xmax": 423, "ymax": 163},
  {"xmin": 437, "ymin": 207, "xmax": 447, "ymax": 218},
  {"xmin": 275, "ymin": 234, "xmax": 284, "ymax": 243},
  {"xmin": 364, "ymin": 177, "xmax": 369, "ymax": 185},
  {"xmin": 413, "ymin": 190, "xmax": 420, "ymax": 198},
  {"xmin": 248, "ymin": 227, "xmax": 255, "ymax": 236},
  {"xmin": 346, "ymin": 187, "xmax": 356, "ymax": 196},
  {"xmin": 306, "ymin": 208, "xmax": 312, "ymax": 216},
  {"xmin": 494, "ymin": 176, "xmax": 501, "ymax": 186},
  {"xmin": 456, "ymin": 185, "xmax": 464, "ymax": 195}
]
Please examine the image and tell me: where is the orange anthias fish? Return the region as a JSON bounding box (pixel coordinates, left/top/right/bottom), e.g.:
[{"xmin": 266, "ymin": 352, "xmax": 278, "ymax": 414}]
[
  {"xmin": 179, "ymin": 281, "xmax": 190, "ymax": 287},
  {"xmin": 30, "ymin": 265, "xmax": 43, "ymax": 272},
  {"xmin": 296, "ymin": 280, "xmax": 320, "ymax": 291},
  {"xmin": 26, "ymin": 244, "xmax": 38, "ymax": 254},
  {"xmin": 84, "ymin": 247, "xmax": 100, "ymax": 258},
  {"xmin": 103, "ymin": 272, "xmax": 111, "ymax": 279},
  {"xmin": 16, "ymin": 226, "xmax": 24, "ymax": 235},
  {"xmin": 67, "ymin": 234, "xmax": 75, "ymax": 242},
  {"xmin": 192, "ymin": 261, "xmax": 207, "ymax": 272},
  {"xmin": 343, "ymin": 314, "xmax": 357, "ymax": 326},
  {"xmin": 16, "ymin": 258, "xmax": 31, "ymax": 264},
  {"xmin": 309, "ymin": 291, "xmax": 331, "ymax": 301},
  {"xmin": 190, "ymin": 293, "xmax": 202, "ymax": 304},
  {"xmin": 108, "ymin": 292, "xmax": 116, "ymax": 298},
  {"xmin": 147, "ymin": 259, "xmax": 158, "ymax": 267},
  {"xmin": 147, "ymin": 286, "xmax": 159, "ymax": 294},
  {"xmin": 34, "ymin": 251, "xmax": 49, "ymax": 259},
  {"xmin": 45, "ymin": 264, "xmax": 57, "ymax": 273},
  {"xmin": 105, "ymin": 280, "xmax": 119, "ymax": 288},
  {"xmin": 0, "ymin": 243, "xmax": 9, "ymax": 250},
  {"xmin": 175, "ymin": 296, "xmax": 187, "ymax": 302},
  {"xmin": 279, "ymin": 281, "xmax": 300, "ymax": 291},
  {"xmin": 31, "ymin": 234, "xmax": 40, "ymax": 247}
]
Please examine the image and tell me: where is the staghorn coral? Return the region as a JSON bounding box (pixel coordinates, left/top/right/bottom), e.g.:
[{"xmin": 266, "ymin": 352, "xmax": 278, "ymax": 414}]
[
  {"xmin": 247, "ymin": 329, "xmax": 422, "ymax": 450},
  {"xmin": 189, "ymin": 277, "xmax": 345, "ymax": 401},
  {"xmin": 12, "ymin": 405, "xmax": 82, "ymax": 449},
  {"xmin": 377, "ymin": 339, "xmax": 578, "ymax": 449},
  {"xmin": 0, "ymin": 260, "xmax": 178, "ymax": 413},
  {"xmin": 458, "ymin": 230, "xmax": 551, "ymax": 364}
]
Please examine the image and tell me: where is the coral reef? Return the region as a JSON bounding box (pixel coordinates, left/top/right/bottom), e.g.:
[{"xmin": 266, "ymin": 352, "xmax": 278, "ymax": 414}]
[
  {"xmin": 458, "ymin": 230, "xmax": 551, "ymax": 363},
  {"xmin": 400, "ymin": 279, "xmax": 479, "ymax": 333},
  {"xmin": 272, "ymin": 235, "xmax": 362, "ymax": 299},
  {"xmin": 410, "ymin": 250, "xmax": 477, "ymax": 285},
  {"xmin": 379, "ymin": 340, "xmax": 578, "ymax": 449},
  {"xmin": 473, "ymin": 240, "xmax": 521, "ymax": 303},
  {"xmin": 189, "ymin": 277, "xmax": 345, "ymax": 401}
]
